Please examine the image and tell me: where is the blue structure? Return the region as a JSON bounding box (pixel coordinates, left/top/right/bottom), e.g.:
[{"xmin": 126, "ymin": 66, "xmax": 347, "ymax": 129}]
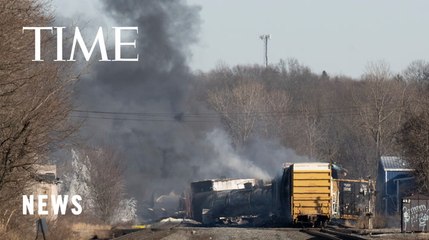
[{"xmin": 376, "ymin": 156, "xmax": 415, "ymax": 215}]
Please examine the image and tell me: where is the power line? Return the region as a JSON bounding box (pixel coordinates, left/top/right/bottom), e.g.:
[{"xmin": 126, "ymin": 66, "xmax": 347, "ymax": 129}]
[
  {"xmin": 71, "ymin": 115, "xmax": 211, "ymax": 123},
  {"xmin": 70, "ymin": 104, "xmax": 405, "ymax": 123}
]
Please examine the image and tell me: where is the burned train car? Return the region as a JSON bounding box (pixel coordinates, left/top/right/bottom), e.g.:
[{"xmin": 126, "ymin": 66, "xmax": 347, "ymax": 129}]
[
  {"xmin": 189, "ymin": 178, "xmax": 272, "ymax": 225},
  {"xmin": 187, "ymin": 163, "xmax": 372, "ymax": 226},
  {"xmin": 188, "ymin": 163, "xmax": 335, "ymax": 226}
]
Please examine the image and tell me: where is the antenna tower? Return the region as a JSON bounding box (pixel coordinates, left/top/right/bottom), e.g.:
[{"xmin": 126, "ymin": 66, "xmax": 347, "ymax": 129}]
[{"xmin": 259, "ymin": 34, "xmax": 271, "ymax": 67}]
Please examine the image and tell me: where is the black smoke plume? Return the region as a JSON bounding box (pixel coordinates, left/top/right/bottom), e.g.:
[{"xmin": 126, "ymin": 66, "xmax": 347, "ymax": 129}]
[
  {"xmin": 75, "ymin": 0, "xmax": 203, "ymax": 202},
  {"xmin": 73, "ymin": 0, "xmax": 303, "ymax": 220}
]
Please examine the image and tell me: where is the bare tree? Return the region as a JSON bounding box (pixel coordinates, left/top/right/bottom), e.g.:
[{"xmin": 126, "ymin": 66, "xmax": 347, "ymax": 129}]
[
  {"xmin": 398, "ymin": 112, "xmax": 429, "ymax": 192},
  {"xmin": 84, "ymin": 147, "xmax": 126, "ymax": 223},
  {"xmin": 261, "ymin": 89, "xmax": 291, "ymax": 139},
  {"xmin": 352, "ymin": 62, "xmax": 407, "ymax": 160},
  {"xmin": 397, "ymin": 61, "xmax": 429, "ymax": 192},
  {"xmin": 300, "ymin": 105, "xmax": 325, "ymax": 160},
  {"xmin": 207, "ymin": 78, "xmax": 291, "ymax": 147},
  {"xmin": 207, "ymin": 80, "xmax": 265, "ymax": 147},
  {"xmin": 403, "ymin": 60, "xmax": 429, "ymax": 85},
  {"xmin": 0, "ymin": 1, "xmax": 77, "ymax": 238},
  {"xmin": 0, "ymin": 0, "xmax": 76, "ymax": 205}
]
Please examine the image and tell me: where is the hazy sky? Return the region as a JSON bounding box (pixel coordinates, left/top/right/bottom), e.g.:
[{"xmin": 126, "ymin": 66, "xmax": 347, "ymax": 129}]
[{"xmin": 52, "ymin": 0, "xmax": 429, "ymax": 78}]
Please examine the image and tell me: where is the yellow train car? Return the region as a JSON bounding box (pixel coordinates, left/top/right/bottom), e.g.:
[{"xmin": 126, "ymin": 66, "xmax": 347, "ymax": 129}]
[{"xmin": 281, "ymin": 163, "xmax": 332, "ymax": 226}]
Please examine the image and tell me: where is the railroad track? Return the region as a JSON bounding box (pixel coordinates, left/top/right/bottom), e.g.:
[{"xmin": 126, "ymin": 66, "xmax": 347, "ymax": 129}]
[{"xmin": 301, "ymin": 228, "xmax": 368, "ymax": 240}]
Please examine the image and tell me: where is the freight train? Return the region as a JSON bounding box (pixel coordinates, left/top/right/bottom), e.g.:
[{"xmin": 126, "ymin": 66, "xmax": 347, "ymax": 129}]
[
  {"xmin": 189, "ymin": 178, "xmax": 272, "ymax": 225},
  {"xmin": 187, "ymin": 162, "xmax": 373, "ymax": 226}
]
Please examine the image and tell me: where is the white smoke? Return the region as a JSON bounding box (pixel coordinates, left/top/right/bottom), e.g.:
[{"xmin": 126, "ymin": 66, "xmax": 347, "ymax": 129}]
[
  {"xmin": 202, "ymin": 129, "xmax": 271, "ymax": 180},
  {"xmin": 239, "ymin": 136, "xmax": 316, "ymax": 175},
  {"xmin": 198, "ymin": 128, "xmax": 316, "ymax": 181}
]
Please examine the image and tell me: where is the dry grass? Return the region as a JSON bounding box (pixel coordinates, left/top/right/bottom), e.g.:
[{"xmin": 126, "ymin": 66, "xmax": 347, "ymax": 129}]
[
  {"xmin": 0, "ymin": 212, "xmax": 112, "ymax": 240},
  {"xmin": 71, "ymin": 222, "xmax": 112, "ymax": 239},
  {"xmin": 353, "ymin": 214, "xmax": 400, "ymax": 229},
  {"xmin": 371, "ymin": 214, "xmax": 401, "ymax": 228},
  {"xmin": 47, "ymin": 220, "xmax": 76, "ymax": 240},
  {"xmin": 0, "ymin": 223, "xmax": 32, "ymax": 240},
  {"xmin": 372, "ymin": 215, "xmax": 387, "ymax": 228},
  {"xmin": 0, "ymin": 209, "xmax": 36, "ymax": 240},
  {"xmin": 0, "ymin": 231, "xmax": 25, "ymax": 240},
  {"xmin": 71, "ymin": 222, "xmax": 111, "ymax": 231}
]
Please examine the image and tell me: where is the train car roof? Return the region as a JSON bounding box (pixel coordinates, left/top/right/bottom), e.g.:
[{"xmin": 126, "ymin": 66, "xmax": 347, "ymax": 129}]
[{"xmin": 282, "ymin": 162, "xmax": 331, "ymax": 170}]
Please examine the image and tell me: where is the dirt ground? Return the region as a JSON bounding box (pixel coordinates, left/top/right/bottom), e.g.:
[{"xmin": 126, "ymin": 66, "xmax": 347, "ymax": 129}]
[
  {"xmin": 114, "ymin": 227, "xmax": 317, "ymax": 240},
  {"xmin": 112, "ymin": 226, "xmax": 429, "ymax": 240}
]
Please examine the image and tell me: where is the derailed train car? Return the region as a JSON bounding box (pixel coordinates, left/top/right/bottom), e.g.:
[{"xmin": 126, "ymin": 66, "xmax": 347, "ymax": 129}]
[
  {"xmin": 189, "ymin": 178, "xmax": 272, "ymax": 225},
  {"xmin": 187, "ymin": 162, "xmax": 372, "ymax": 226}
]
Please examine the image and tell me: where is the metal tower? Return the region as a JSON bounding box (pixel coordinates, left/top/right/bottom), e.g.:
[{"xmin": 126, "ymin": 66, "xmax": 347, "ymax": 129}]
[{"xmin": 259, "ymin": 34, "xmax": 271, "ymax": 67}]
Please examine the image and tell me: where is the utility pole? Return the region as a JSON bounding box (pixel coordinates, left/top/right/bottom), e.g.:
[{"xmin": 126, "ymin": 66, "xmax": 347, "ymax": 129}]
[{"xmin": 259, "ymin": 34, "xmax": 270, "ymax": 67}]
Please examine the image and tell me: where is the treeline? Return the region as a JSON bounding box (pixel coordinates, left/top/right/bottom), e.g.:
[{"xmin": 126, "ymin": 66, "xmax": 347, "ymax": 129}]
[
  {"xmin": 197, "ymin": 59, "xmax": 429, "ymax": 187},
  {"xmin": 0, "ymin": 0, "xmax": 77, "ymax": 238}
]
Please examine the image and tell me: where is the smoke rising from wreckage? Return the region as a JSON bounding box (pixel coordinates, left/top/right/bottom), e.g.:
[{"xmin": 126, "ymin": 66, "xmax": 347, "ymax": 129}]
[
  {"xmin": 74, "ymin": 0, "xmax": 203, "ymax": 207},
  {"xmin": 71, "ymin": 0, "xmax": 316, "ymax": 222},
  {"xmin": 183, "ymin": 163, "xmax": 374, "ymax": 227},
  {"xmin": 62, "ymin": 0, "xmax": 408, "ymax": 229},
  {"xmin": 2, "ymin": 0, "xmax": 429, "ymax": 238}
]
